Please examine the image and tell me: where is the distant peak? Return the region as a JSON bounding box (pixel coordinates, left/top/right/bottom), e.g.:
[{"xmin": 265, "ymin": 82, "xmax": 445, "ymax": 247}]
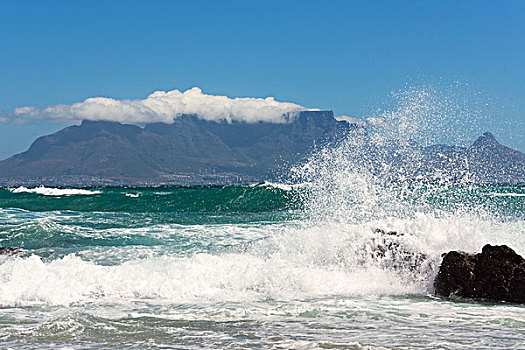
[
  {"xmin": 472, "ymin": 131, "xmax": 499, "ymax": 148},
  {"xmin": 481, "ymin": 131, "xmax": 495, "ymax": 139}
]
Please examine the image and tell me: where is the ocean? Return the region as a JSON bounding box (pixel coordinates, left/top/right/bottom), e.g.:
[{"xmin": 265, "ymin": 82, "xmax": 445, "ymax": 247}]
[{"xmin": 0, "ymin": 176, "xmax": 524, "ymax": 349}]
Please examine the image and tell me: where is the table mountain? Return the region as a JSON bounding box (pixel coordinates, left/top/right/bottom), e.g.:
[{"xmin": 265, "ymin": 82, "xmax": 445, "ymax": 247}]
[
  {"xmin": 0, "ymin": 111, "xmax": 356, "ymax": 185},
  {"xmin": 0, "ymin": 112, "xmax": 523, "ymax": 186}
]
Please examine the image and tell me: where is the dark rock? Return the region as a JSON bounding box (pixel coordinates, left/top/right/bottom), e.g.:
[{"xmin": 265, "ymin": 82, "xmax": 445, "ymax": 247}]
[
  {"xmin": 0, "ymin": 247, "xmax": 22, "ymax": 255},
  {"xmin": 374, "ymin": 228, "xmax": 404, "ymax": 236},
  {"xmin": 434, "ymin": 251, "xmax": 476, "ymax": 297},
  {"xmin": 434, "ymin": 244, "xmax": 525, "ymax": 303},
  {"xmin": 371, "ymin": 229, "xmax": 427, "ymax": 273}
]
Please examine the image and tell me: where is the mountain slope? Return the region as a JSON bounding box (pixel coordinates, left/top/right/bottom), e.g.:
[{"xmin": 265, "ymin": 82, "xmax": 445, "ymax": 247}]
[
  {"xmin": 417, "ymin": 132, "xmax": 525, "ymax": 183},
  {"xmin": 0, "ymin": 112, "xmax": 523, "ymax": 185},
  {"xmin": 0, "ymin": 111, "xmax": 356, "ymax": 185},
  {"xmin": 465, "ymin": 132, "xmax": 525, "ymax": 183}
]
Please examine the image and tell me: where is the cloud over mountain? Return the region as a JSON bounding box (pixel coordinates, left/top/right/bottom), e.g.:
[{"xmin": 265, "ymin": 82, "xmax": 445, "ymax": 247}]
[{"xmin": 6, "ymin": 87, "xmax": 309, "ymax": 125}]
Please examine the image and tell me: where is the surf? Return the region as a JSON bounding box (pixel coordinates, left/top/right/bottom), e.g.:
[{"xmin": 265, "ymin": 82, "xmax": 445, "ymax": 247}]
[{"xmin": 0, "ymin": 85, "xmax": 523, "ymax": 349}]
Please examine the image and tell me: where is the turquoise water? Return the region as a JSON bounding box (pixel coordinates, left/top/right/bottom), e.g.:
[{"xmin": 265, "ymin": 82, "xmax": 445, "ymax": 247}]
[{"xmin": 0, "ymin": 182, "xmax": 524, "ymax": 349}]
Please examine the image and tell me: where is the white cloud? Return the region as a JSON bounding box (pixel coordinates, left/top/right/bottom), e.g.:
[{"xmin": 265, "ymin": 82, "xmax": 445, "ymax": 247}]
[
  {"xmin": 335, "ymin": 115, "xmax": 366, "ymax": 126},
  {"xmin": 8, "ymin": 87, "xmax": 309, "ymax": 125},
  {"xmin": 366, "ymin": 117, "xmax": 386, "ymax": 127},
  {"xmin": 13, "ymin": 106, "xmax": 41, "ymax": 118}
]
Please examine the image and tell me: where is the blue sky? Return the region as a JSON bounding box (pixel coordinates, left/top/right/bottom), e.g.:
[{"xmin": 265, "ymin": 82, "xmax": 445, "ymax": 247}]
[{"xmin": 1, "ymin": 0, "xmax": 524, "ymax": 159}]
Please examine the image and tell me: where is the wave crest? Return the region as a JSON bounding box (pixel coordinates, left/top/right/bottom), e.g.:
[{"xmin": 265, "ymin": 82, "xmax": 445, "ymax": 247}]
[{"xmin": 10, "ymin": 186, "xmax": 101, "ymax": 196}]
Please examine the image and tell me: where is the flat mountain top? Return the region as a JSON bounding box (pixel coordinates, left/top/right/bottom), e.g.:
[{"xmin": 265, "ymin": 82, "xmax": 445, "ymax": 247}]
[
  {"xmin": 0, "ymin": 111, "xmax": 357, "ymax": 185},
  {"xmin": 0, "ymin": 112, "xmax": 523, "ymax": 186}
]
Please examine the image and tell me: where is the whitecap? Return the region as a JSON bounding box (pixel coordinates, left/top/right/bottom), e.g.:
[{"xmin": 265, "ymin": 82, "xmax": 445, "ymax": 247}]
[
  {"xmin": 489, "ymin": 192, "xmax": 525, "ymax": 197},
  {"xmin": 10, "ymin": 186, "xmax": 101, "ymax": 196},
  {"xmin": 251, "ymin": 181, "xmax": 310, "ymax": 191}
]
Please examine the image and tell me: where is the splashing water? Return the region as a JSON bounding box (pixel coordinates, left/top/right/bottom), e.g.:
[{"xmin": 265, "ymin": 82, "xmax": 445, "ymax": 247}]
[
  {"xmin": 289, "ymin": 84, "xmax": 523, "ymax": 293},
  {"xmin": 0, "ymin": 85, "xmax": 523, "ymax": 349}
]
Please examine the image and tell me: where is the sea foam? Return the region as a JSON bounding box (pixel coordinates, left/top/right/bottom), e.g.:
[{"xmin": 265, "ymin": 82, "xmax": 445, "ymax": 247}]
[
  {"xmin": 490, "ymin": 192, "xmax": 525, "ymax": 197},
  {"xmin": 10, "ymin": 186, "xmax": 101, "ymax": 196},
  {"xmin": 2, "ymin": 209, "xmax": 522, "ymax": 308}
]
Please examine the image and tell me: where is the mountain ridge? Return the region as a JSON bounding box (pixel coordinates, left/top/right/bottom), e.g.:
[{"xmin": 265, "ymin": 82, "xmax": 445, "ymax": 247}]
[
  {"xmin": 0, "ymin": 111, "xmax": 358, "ymax": 185},
  {"xmin": 0, "ymin": 112, "xmax": 523, "ymax": 186}
]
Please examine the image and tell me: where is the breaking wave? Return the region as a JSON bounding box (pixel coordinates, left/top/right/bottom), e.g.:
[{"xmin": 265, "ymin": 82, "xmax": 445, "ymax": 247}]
[
  {"xmin": 490, "ymin": 192, "xmax": 525, "ymax": 197},
  {"xmin": 9, "ymin": 186, "xmax": 101, "ymax": 196},
  {"xmin": 1, "ymin": 86, "xmax": 525, "ymax": 350},
  {"xmin": 0, "ymin": 203, "xmax": 522, "ymax": 308},
  {"xmin": 0, "ymin": 185, "xmax": 301, "ymax": 213},
  {"xmin": 0, "ymin": 86, "xmax": 523, "ymax": 336}
]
